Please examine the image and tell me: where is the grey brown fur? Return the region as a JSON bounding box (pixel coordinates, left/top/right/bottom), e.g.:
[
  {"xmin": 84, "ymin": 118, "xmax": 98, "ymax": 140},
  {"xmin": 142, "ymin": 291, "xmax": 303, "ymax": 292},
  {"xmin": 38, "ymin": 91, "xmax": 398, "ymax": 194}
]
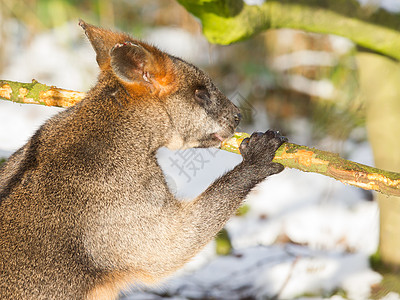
[{"xmin": 0, "ymin": 21, "xmax": 286, "ymax": 299}]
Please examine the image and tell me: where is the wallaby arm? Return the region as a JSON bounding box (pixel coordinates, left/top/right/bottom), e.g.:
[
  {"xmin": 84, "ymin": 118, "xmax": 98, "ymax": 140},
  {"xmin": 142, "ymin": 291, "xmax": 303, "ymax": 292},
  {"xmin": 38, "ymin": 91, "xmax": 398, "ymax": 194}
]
[{"xmin": 171, "ymin": 132, "xmax": 285, "ymax": 265}]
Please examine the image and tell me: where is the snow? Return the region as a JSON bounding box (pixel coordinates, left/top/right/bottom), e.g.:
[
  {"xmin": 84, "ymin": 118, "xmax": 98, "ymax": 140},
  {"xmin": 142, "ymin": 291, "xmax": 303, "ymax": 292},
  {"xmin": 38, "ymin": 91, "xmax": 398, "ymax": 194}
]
[
  {"xmin": 357, "ymin": 0, "xmax": 400, "ymax": 13},
  {"xmin": 271, "ymin": 51, "xmax": 339, "ymax": 71},
  {"xmin": 278, "ymin": 75, "xmax": 336, "ymax": 99},
  {"xmin": 121, "ymin": 246, "xmax": 382, "ymax": 299},
  {"xmin": 140, "ymin": 152, "xmax": 381, "ymax": 299},
  {"xmin": 382, "ymin": 293, "xmax": 400, "ymax": 300},
  {"xmin": 0, "ymin": 21, "xmax": 394, "ymax": 300},
  {"xmin": 144, "ymin": 27, "xmax": 212, "ymax": 65}
]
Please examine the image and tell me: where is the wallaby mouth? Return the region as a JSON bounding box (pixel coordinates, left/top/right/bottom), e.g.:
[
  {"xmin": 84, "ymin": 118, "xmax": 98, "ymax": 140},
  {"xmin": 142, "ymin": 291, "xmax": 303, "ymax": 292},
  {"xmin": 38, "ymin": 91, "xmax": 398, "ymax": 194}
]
[
  {"xmin": 214, "ymin": 133, "xmax": 226, "ymax": 142},
  {"xmin": 194, "ymin": 131, "xmax": 231, "ymax": 148},
  {"xmin": 208, "ymin": 129, "xmax": 236, "ymax": 147}
]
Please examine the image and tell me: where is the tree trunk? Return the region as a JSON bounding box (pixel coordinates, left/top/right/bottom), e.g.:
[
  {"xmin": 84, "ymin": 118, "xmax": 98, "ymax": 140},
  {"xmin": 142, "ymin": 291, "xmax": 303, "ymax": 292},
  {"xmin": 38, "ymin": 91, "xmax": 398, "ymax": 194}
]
[{"xmin": 357, "ymin": 52, "xmax": 400, "ymax": 270}]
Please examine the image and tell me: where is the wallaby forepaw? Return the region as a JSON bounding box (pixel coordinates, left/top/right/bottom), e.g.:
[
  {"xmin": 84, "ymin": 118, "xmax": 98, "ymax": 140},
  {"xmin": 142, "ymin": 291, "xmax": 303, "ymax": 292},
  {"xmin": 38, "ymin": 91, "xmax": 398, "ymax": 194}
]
[{"xmin": 240, "ymin": 130, "xmax": 287, "ymax": 165}]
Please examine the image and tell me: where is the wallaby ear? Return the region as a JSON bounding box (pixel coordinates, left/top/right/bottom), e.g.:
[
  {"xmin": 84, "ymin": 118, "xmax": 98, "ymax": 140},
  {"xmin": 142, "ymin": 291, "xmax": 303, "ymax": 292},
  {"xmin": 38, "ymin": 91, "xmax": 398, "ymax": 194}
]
[
  {"xmin": 110, "ymin": 42, "xmax": 152, "ymax": 84},
  {"xmin": 79, "ymin": 19, "xmax": 131, "ymax": 69},
  {"xmin": 110, "ymin": 42, "xmax": 177, "ymax": 95},
  {"xmin": 79, "ymin": 20, "xmax": 177, "ymax": 96}
]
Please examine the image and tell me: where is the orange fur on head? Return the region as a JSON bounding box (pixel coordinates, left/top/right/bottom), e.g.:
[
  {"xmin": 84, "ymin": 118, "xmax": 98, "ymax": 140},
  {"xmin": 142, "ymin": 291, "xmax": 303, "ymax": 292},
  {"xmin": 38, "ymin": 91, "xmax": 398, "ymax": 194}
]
[
  {"xmin": 120, "ymin": 42, "xmax": 178, "ymax": 99},
  {"xmin": 80, "ymin": 20, "xmax": 178, "ymax": 99}
]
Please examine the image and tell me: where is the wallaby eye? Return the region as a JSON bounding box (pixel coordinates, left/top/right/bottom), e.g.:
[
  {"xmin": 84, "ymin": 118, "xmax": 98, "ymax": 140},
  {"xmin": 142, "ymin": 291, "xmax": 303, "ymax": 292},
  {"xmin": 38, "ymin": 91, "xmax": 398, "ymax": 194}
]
[{"xmin": 195, "ymin": 88, "xmax": 211, "ymax": 105}]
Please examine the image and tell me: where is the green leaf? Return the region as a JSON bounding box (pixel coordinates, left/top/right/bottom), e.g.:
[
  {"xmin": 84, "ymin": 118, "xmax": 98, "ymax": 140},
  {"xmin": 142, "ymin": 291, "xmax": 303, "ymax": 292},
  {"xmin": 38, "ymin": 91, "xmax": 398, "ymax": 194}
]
[{"xmin": 178, "ymin": 0, "xmax": 400, "ymax": 61}]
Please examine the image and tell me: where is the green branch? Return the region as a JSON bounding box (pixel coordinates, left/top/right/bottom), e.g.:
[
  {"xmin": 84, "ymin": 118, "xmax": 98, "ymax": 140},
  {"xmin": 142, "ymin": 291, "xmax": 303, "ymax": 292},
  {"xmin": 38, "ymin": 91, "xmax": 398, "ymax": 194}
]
[
  {"xmin": 221, "ymin": 133, "xmax": 400, "ymax": 197},
  {"xmin": 0, "ymin": 79, "xmax": 85, "ymax": 107},
  {"xmin": 1, "ymin": 79, "xmax": 400, "ymax": 196},
  {"xmin": 177, "ymin": 0, "xmax": 400, "ymax": 61}
]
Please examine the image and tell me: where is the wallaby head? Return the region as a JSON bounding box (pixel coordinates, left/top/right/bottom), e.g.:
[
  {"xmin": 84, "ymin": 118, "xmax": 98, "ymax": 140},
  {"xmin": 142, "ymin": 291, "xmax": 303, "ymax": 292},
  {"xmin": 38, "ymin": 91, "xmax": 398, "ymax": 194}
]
[{"xmin": 79, "ymin": 20, "xmax": 241, "ymax": 150}]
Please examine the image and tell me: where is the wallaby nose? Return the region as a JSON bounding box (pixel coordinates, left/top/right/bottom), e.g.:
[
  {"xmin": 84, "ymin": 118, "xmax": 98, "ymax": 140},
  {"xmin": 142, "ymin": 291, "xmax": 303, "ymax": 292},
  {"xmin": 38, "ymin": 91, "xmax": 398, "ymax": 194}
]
[{"xmin": 234, "ymin": 112, "xmax": 241, "ymax": 127}]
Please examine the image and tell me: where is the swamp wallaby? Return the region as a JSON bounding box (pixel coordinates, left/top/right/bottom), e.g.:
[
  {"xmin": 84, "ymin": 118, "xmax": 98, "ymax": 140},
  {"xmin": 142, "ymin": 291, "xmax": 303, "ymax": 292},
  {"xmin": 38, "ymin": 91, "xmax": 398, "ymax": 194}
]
[{"xmin": 0, "ymin": 20, "xmax": 287, "ymax": 299}]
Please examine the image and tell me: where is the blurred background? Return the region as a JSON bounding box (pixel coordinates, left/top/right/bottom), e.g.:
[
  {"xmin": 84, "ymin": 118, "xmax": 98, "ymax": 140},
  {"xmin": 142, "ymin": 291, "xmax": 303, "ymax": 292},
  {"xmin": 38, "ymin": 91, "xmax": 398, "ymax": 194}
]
[{"xmin": 1, "ymin": 0, "xmax": 400, "ymax": 299}]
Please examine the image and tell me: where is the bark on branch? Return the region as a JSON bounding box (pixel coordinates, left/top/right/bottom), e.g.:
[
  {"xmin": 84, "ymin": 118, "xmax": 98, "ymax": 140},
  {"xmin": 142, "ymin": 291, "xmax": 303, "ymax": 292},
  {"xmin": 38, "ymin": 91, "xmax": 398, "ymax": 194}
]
[
  {"xmin": 1, "ymin": 79, "xmax": 399, "ymax": 196},
  {"xmin": 221, "ymin": 132, "xmax": 400, "ymax": 196},
  {"xmin": 0, "ymin": 79, "xmax": 85, "ymax": 107}
]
